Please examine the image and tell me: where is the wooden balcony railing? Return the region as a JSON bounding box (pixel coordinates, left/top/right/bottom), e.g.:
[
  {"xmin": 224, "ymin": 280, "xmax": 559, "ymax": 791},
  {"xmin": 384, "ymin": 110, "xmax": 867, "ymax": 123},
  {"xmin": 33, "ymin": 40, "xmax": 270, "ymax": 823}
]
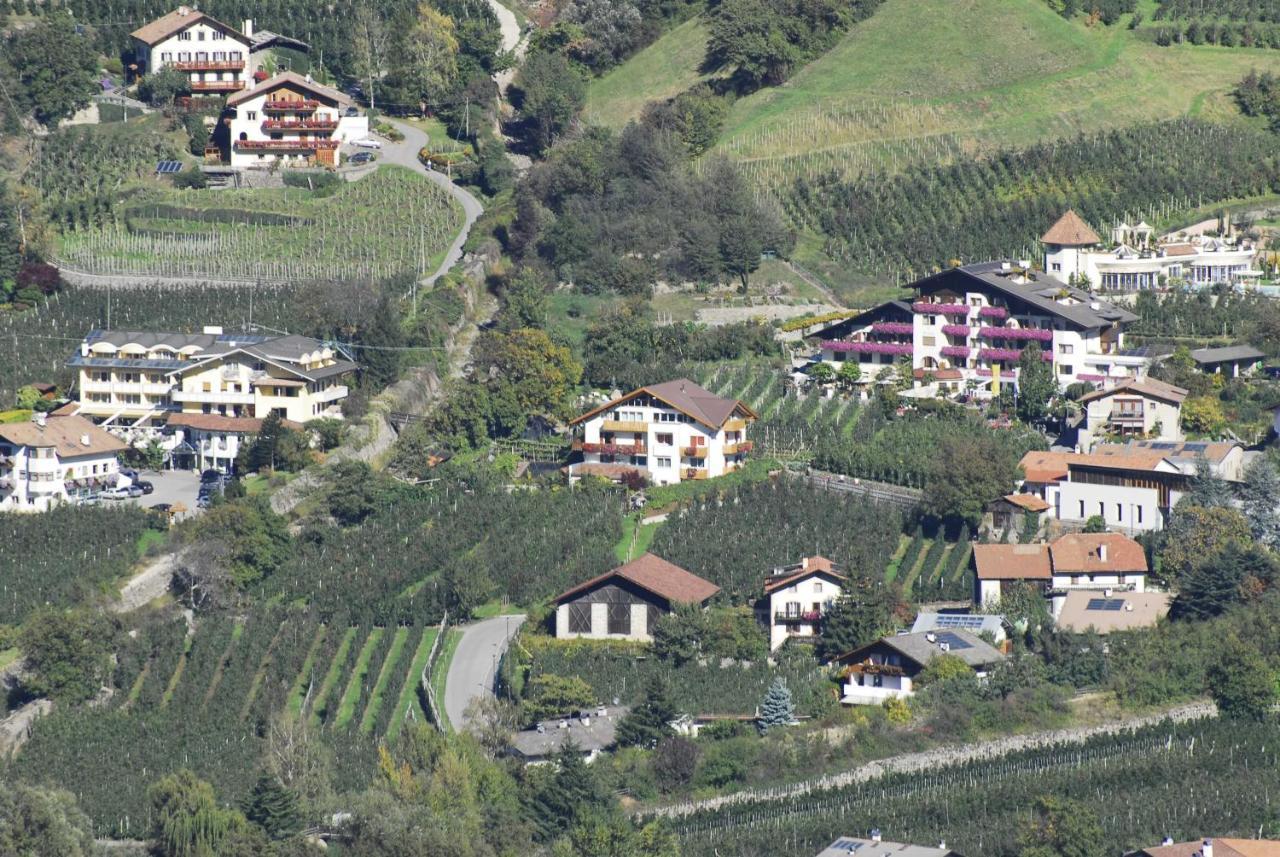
[
  {"xmin": 172, "ymin": 60, "xmax": 244, "ymax": 71},
  {"xmin": 683, "ymin": 446, "xmax": 709, "ymax": 458},
  {"xmin": 684, "ymin": 468, "xmax": 709, "ymax": 481},
  {"xmin": 723, "ymin": 440, "xmax": 753, "ymax": 456},
  {"xmin": 602, "ymin": 419, "xmax": 647, "ymax": 433},
  {"xmin": 262, "ymin": 118, "xmax": 338, "ymax": 131},
  {"xmin": 574, "ymin": 441, "xmax": 645, "ymax": 456},
  {"xmin": 190, "ymin": 80, "xmax": 245, "ymax": 92},
  {"xmin": 235, "ymin": 139, "xmax": 340, "ymax": 151},
  {"xmin": 775, "ymin": 611, "xmax": 822, "ymax": 624},
  {"xmin": 264, "ymin": 99, "xmax": 319, "ymax": 112}
]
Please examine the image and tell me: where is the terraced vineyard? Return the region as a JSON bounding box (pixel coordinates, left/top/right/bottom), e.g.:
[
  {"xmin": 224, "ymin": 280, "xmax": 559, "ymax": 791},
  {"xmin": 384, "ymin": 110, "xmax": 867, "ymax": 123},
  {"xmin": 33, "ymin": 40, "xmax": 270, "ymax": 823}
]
[
  {"xmin": 8, "ymin": 609, "xmax": 441, "ymax": 834},
  {"xmin": 56, "ymin": 166, "xmax": 464, "ymax": 282}
]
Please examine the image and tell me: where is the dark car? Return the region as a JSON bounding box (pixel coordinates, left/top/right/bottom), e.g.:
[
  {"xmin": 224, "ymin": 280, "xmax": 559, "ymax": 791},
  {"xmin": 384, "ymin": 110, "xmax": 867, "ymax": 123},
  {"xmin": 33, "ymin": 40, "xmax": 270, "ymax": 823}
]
[
  {"xmin": 349, "ymin": 151, "xmax": 376, "ymax": 165},
  {"xmin": 200, "ymin": 469, "xmax": 222, "ymax": 484},
  {"xmin": 149, "ymin": 502, "xmax": 173, "ymax": 513},
  {"xmin": 138, "ymin": 481, "xmax": 155, "ymax": 495}
]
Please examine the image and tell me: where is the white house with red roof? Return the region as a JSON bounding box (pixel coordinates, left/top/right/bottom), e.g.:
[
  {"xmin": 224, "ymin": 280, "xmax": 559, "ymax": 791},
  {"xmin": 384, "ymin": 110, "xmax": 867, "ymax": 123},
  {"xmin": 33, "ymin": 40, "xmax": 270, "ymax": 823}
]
[
  {"xmin": 224, "ymin": 72, "xmax": 368, "ymax": 167},
  {"xmin": 757, "ymin": 556, "xmax": 846, "ymax": 651},
  {"xmin": 0, "ymin": 412, "xmax": 127, "ymax": 512},
  {"xmin": 130, "ymin": 7, "xmax": 253, "ymax": 94},
  {"xmin": 550, "ymin": 554, "xmax": 720, "ymax": 641},
  {"xmin": 567, "ymin": 379, "xmax": 756, "ymax": 485},
  {"xmin": 973, "ymin": 533, "xmax": 1148, "ymax": 617}
]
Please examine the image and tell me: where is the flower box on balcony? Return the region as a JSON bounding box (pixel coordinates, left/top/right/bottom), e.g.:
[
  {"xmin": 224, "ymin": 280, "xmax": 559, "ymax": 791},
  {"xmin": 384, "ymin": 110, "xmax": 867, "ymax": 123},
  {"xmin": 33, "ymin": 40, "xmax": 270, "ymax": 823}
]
[
  {"xmin": 870, "ymin": 322, "xmax": 914, "ymax": 336},
  {"xmin": 979, "ymin": 326, "xmax": 1053, "ymax": 342},
  {"xmin": 940, "ymin": 346, "xmax": 971, "ymax": 359},
  {"xmin": 582, "ymin": 442, "xmax": 643, "ymax": 456},
  {"xmin": 979, "ymin": 348, "xmax": 1024, "ymax": 363},
  {"xmin": 978, "ymin": 306, "xmax": 1008, "ymax": 319},
  {"xmin": 822, "ymin": 341, "xmax": 914, "ymax": 356},
  {"xmin": 912, "ymin": 302, "xmax": 970, "ymax": 316},
  {"xmin": 940, "ymin": 324, "xmax": 971, "ymax": 337}
]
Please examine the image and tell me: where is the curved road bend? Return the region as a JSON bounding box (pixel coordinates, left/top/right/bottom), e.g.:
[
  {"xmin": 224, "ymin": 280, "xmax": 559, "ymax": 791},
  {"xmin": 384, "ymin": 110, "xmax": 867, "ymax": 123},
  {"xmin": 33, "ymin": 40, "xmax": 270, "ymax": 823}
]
[
  {"xmin": 444, "ymin": 613, "xmax": 526, "ymax": 731},
  {"xmin": 382, "ymin": 119, "xmax": 484, "ymax": 289}
]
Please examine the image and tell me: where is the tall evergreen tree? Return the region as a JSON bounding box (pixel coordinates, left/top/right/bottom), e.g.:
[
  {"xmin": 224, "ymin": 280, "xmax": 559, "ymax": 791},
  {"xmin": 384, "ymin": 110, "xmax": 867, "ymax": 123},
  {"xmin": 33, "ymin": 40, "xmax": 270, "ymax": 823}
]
[
  {"xmin": 757, "ymin": 677, "xmax": 795, "ymax": 733},
  {"xmin": 242, "ymin": 774, "xmax": 300, "ymax": 841},
  {"xmin": 1244, "ymin": 456, "xmax": 1280, "ymax": 548},
  {"xmin": 615, "ymin": 677, "xmax": 677, "ymax": 748},
  {"xmin": 1015, "ymin": 344, "xmax": 1055, "ymax": 424},
  {"xmin": 526, "ymin": 740, "xmax": 608, "ymax": 841}
]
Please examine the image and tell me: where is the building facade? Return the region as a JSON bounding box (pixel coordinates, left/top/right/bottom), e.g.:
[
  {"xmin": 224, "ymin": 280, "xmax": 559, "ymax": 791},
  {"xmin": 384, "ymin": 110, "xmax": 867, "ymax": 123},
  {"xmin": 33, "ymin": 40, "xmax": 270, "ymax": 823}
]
[
  {"xmin": 568, "ymin": 379, "xmax": 756, "ymax": 485},
  {"xmin": 757, "ymin": 556, "xmax": 846, "ymax": 651},
  {"xmin": 810, "ymin": 263, "xmax": 1142, "ymax": 395},
  {"xmin": 1078, "ymin": 377, "xmax": 1187, "ymax": 448},
  {"xmin": 835, "ymin": 630, "xmax": 1004, "ymax": 705},
  {"xmin": 1043, "ymin": 210, "xmax": 1257, "ymax": 290},
  {"xmin": 0, "ymin": 413, "xmax": 127, "ymax": 512},
  {"xmin": 974, "ymin": 533, "xmax": 1148, "ymax": 615},
  {"xmin": 224, "ymin": 72, "xmax": 368, "ymax": 168},
  {"xmin": 551, "ymin": 554, "xmax": 720, "ymax": 642},
  {"xmin": 131, "ymin": 7, "xmax": 252, "ymax": 95}
]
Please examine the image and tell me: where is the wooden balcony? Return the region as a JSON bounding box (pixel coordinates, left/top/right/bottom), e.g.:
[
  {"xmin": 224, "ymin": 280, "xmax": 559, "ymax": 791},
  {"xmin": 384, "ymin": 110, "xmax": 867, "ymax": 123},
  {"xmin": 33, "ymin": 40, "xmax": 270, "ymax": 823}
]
[
  {"xmin": 262, "ymin": 118, "xmax": 338, "ymax": 131},
  {"xmin": 172, "ymin": 60, "xmax": 244, "ymax": 71},
  {"xmin": 235, "ymin": 139, "xmax": 340, "ymax": 151},
  {"xmin": 775, "ymin": 611, "xmax": 822, "ymax": 624},
  {"xmin": 573, "ymin": 440, "xmax": 645, "ymax": 456},
  {"xmin": 723, "ymin": 440, "xmax": 753, "ymax": 456},
  {"xmin": 724, "ymin": 418, "xmax": 748, "ymax": 431},
  {"xmin": 683, "ymin": 468, "xmax": 709, "ymax": 481},
  {"xmin": 264, "ymin": 99, "xmax": 319, "ymax": 112},
  {"xmin": 190, "ymin": 80, "xmax": 245, "ymax": 92},
  {"xmin": 683, "ymin": 445, "xmax": 709, "ymax": 459},
  {"xmin": 602, "ymin": 419, "xmax": 647, "ymax": 433}
]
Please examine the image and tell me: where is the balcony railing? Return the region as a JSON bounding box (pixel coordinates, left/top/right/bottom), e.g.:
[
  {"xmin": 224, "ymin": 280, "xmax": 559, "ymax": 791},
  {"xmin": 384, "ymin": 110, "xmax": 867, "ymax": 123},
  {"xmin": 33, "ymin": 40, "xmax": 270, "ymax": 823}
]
[
  {"xmin": 601, "ymin": 419, "xmax": 647, "ymax": 433},
  {"xmin": 576, "ymin": 441, "xmax": 645, "ymax": 456},
  {"xmin": 171, "ymin": 390, "xmax": 255, "ymax": 405},
  {"xmin": 262, "ymin": 118, "xmax": 338, "ymax": 131},
  {"xmin": 683, "ymin": 446, "xmax": 709, "ymax": 458},
  {"xmin": 312, "ymin": 385, "xmax": 349, "ymax": 403},
  {"xmin": 190, "ymin": 80, "xmax": 246, "ymax": 92},
  {"xmin": 912, "ymin": 302, "xmax": 970, "ymax": 316},
  {"xmin": 683, "ymin": 468, "xmax": 709, "ymax": 480},
  {"xmin": 264, "ymin": 99, "xmax": 319, "ymax": 112},
  {"xmin": 172, "ymin": 60, "xmax": 244, "ymax": 71},
  {"xmin": 724, "ymin": 418, "xmax": 747, "ymax": 432},
  {"xmin": 723, "ymin": 440, "xmax": 753, "ymax": 456},
  {"xmin": 775, "ymin": 611, "xmax": 822, "ymax": 624},
  {"xmin": 1109, "ymin": 410, "xmax": 1144, "ymax": 422},
  {"xmin": 234, "ymin": 139, "xmax": 340, "ymax": 151}
]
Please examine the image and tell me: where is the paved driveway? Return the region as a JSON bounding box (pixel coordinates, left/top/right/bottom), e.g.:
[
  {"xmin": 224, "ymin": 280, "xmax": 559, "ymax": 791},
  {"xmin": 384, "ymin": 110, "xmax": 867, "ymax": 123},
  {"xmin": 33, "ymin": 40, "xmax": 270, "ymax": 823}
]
[
  {"xmin": 444, "ymin": 614, "xmax": 526, "ymax": 732},
  {"xmin": 119, "ymin": 470, "xmax": 202, "ymax": 518}
]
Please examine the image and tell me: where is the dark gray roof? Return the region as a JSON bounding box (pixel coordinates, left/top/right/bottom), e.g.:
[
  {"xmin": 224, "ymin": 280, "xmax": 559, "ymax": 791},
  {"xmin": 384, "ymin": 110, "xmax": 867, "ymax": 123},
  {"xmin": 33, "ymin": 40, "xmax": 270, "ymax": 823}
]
[
  {"xmin": 1189, "ymin": 345, "xmax": 1265, "ymax": 365},
  {"xmin": 73, "ymin": 330, "xmax": 357, "ymax": 381},
  {"xmin": 509, "ymin": 706, "xmax": 628, "ymax": 760},
  {"xmin": 876, "ymin": 629, "xmax": 1005, "ymax": 670},
  {"xmin": 954, "ymin": 264, "xmax": 1139, "ymax": 329},
  {"xmin": 84, "ymin": 329, "xmax": 270, "ymax": 351},
  {"xmin": 808, "ymin": 300, "xmax": 912, "ymax": 340}
]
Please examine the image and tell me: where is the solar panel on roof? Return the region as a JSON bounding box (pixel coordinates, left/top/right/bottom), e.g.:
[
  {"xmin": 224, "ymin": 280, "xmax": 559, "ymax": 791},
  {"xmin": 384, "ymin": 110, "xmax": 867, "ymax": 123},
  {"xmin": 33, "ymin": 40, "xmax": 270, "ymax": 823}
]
[
  {"xmin": 156, "ymin": 160, "xmax": 183, "ymax": 174},
  {"xmin": 1185, "ymin": 442, "xmax": 1207, "ymax": 451},
  {"xmin": 934, "ymin": 615, "xmax": 985, "ymax": 629},
  {"xmin": 1086, "ymin": 598, "xmax": 1125, "ymax": 611},
  {"xmin": 934, "ymin": 631, "xmax": 973, "ymax": 650},
  {"xmin": 831, "ymin": 841, "xmax": 864, "ymax": 852}
]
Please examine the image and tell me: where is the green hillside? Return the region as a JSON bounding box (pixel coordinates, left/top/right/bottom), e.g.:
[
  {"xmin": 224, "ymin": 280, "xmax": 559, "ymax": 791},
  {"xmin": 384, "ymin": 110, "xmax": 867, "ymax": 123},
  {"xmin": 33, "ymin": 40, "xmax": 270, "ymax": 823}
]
[{"xmin": 585, "ymin": 0, "xmax": 1280, "ymax": 192}]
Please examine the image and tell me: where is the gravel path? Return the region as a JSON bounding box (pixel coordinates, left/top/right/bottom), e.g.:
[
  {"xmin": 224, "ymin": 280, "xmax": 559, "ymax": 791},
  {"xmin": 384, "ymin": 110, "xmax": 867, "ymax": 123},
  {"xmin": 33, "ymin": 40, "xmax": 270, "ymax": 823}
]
[{"xmin": 645, "ymin": 700, "xmax": 1216, "ymax": 818}]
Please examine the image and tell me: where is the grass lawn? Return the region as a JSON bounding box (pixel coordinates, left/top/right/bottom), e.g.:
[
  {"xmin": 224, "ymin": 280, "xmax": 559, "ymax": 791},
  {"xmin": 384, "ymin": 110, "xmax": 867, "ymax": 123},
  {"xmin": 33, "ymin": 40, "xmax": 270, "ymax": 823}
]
[
  {"xmin": 545, "ymin": 291, "xmax": 620, "ymax": 350},
  {"xmin": 586, "ymin": 0, "xmax": 1280, "ymax": 192},
  {"xmin": 400, "ymin": 115, "xmax": 475, "ymax": 158},
  {"xmin": 136, "ymin": 529, "xmax": 167, "ymax": 556},
  {"xmin": 430, "ymin": 629, "xmax": 463, "ymax": 732},
  {"xmin": 471, "ymin": 599, "xmax": 518, "ymax": 619},
  {"xmin": 386, "ymin": 626, "xmax": 438, "ymax": 741},
  {"xmin": 0, "ymin": 648, "xmax": 19, "ymax": 670},
  {"xmin": 615, "ymin": 514, "xmax": 662, "ymax": 563}
]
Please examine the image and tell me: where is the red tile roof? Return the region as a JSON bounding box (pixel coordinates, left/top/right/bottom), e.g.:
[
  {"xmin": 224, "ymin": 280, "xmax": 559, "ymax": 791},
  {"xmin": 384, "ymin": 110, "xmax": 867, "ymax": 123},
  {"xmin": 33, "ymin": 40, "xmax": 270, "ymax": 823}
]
[
  {"xmin": 570, "ymin": 378, "xmax": 756, "ymax": 430},
  {"xmin": 1049, "ymin": 533, "xmax": 1147, "ymax": 574},
  {"xmin": 972, "ymin": 544, "xmax": 1052, "ymax": 580},
  {"xmin": 1019, "ymin": 450, "xmax": 1075, "ymax": 483},
  {"xmin": 763, "ymin": 556, "xmax": 847, "ymax": 594},
  {"xmin": 166, "ymin": 413, "xmax": 303, "ymax": 432},
  {"xmin": 1002, "ymin": 493, "xmax": 1050, "ymax": 512},
  {"xmin": 1079, "ymin": 377, "xmax": 1188, "ymax": 405},
  {"xmin": 1134, "ymin": 839, "xmax": 1280, "ymax": 857},
  {"xmin": 552, "ymin": 553, "xmax": 721, "ymax": 606}
]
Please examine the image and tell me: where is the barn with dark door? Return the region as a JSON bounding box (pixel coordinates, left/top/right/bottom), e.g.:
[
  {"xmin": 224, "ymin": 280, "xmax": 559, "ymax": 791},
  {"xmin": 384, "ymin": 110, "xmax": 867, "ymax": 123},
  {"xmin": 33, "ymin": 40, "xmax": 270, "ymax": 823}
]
[{"xmin": 551, "ymin": 553, "xmax": 720, "ymax": 642}]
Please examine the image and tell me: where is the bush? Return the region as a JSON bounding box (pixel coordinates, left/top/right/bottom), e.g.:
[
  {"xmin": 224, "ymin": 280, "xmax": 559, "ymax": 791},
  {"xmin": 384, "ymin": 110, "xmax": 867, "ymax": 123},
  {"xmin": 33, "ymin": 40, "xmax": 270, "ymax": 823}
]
[
  {"xmin": 282, "ymin": 171, "xmax": 343, "ymax": 195},
  {"xmin": 172, "ymin": 166, "xmax": 208, "ymax": 190}
]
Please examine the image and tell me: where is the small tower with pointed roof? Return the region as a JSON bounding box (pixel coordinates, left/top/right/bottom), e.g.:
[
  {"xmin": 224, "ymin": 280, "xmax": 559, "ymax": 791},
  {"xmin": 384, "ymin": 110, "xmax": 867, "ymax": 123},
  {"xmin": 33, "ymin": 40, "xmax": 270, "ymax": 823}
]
[{"xmin": 1042, "ymin": 210, "xmax": 1101, "ymax": 286}]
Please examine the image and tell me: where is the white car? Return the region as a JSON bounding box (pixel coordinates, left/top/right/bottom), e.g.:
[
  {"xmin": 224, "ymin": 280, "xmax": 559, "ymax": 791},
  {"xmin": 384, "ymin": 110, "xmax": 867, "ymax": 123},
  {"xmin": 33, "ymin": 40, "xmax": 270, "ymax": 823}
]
[
  {"xmin": 100, "ymin": 485, "xmax": 132, "ymax": 500},
  {"xmin": 353, "ymin": 138, "xmax": 383, "ymax": 150}
]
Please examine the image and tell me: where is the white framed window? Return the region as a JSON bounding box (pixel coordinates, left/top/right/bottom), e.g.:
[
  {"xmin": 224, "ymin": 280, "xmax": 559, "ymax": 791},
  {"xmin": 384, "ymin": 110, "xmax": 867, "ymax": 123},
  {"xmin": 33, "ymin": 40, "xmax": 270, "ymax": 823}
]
[
  {"xmin": 656, "ymin": 457, "xmax": 672, "ymax": 468},
  {"xmin": 1058, "ymin": 343, "xmax": 1073, "ymax": 354},
  {"xmin": 247, "ymin": 111, "xmax": 257, "ymax": 120},
  {"xmin": 179, "ymin": 30, "xmax": 192, "ymax": 40},
  {"xmin": 1057, "ymin": 365, "xmax": 1072, "ymax": 375}
]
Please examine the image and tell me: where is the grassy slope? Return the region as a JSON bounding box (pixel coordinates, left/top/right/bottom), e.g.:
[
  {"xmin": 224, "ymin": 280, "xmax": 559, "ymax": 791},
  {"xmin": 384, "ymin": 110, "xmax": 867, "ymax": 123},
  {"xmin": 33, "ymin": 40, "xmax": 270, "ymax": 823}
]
[{"xmin": 586, "ymin": 0, "xmax": 1280, "ymax": 176}]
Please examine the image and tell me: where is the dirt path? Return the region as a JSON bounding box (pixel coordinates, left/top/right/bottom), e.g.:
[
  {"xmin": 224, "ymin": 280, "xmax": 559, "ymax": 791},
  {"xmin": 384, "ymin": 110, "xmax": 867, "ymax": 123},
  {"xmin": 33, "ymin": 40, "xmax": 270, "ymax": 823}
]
[
  {"xmin": 486, "ymin": 0, "xmax": 525, "ymax": 97},
  {"xmin": 644, "ymin": 700, "xmax": 1216, "ymax": 818}
]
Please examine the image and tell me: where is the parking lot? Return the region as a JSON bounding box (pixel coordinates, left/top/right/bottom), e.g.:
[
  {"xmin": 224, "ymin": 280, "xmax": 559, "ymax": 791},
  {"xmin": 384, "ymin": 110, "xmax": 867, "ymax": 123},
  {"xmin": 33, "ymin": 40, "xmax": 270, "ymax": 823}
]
[{"xmin": 118, "ymin": 470, "xmax": 203, "ymax": 518}]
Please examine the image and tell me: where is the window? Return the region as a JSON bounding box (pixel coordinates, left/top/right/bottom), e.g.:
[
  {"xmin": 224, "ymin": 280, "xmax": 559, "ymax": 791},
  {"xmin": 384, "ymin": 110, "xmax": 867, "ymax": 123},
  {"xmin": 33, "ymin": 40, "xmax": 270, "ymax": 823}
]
[
  {"xmin": 1116, "ymin": 503, "xmax": 1123, "ymax": 521},
  {"xmin": 1137, "ymin": 506, "xmax": 1143, "ymax": 524},
  {"xmin": 785, "ymin": 601, "xmax": 801, "ymax": 617},
  {"xmin": 567, "ymin": 603, "xmax": 591, "ymax": 633},
  {"xmin": 247, "ymin": 110, "xmax": 256, "ymax": 120},
  {"xmin": 923, "ymin": 336, "xmax": 936, "ymax": 347},
  {"xmin": 607, "ymin": 603, "xmax": 631, "ymax": 635},
  {"xmin": 230, "ymin": 50, "xmax": 243, "ymax": 61},
  {"xmin": 924, "ymin": 315, "xmax": 937, "ymax": 326},
  {"xmin": 212, "ymin": 30, "xmax": 225, "ymax": 40},
  {"xmin": 690, "ymin": 436, "xmax": 704, "ymax": 447},
  {"xmin": 656, "ymin": 433, "xmax": 673, "ymax": 446},
  {"xmin": 1058, "ymin": 343, "xmax": 1073, "ymax": 354},
  {"xmin": 1078, "ymin": 500, "xmax": 1086, "ymax": 518},
  {"xmin": 1058, "ymin": 365, "xmax": 1073, "ymax": 375},
  {"xmin": 213, "ymin": 51, "xmax": 226, "ymax": 61},
  {"xmin": 197, "ymin": 30, "xmax": 206, "ymax": 40},
  {"xmin": 1098, "ymin": 502, "xmax": 1105, "ymax": 517},
  {"xmin": 161, "ymin": 52, "xmax": 172, "ymax": 62},
  {"xmin": 1052, "ymin": 262, "xmax": 1062, "ymax": 271},
  {"xmin": 656, "ymin": 457, "xmax": 671, "ymax": 468},
  {"xmin": 834, "ymin": 351, "xmax": 846, "ymax": 362},
  {"xmin": 179, "ymin": 30, "xmax": 192, "ymax": 40},
  {"xmin": 814, "ymin": 581, "xmax": 823, "ymax": 593},
  {"xmin": 179, "ymin": 51, "xmax": 191, "ymax": 62}
]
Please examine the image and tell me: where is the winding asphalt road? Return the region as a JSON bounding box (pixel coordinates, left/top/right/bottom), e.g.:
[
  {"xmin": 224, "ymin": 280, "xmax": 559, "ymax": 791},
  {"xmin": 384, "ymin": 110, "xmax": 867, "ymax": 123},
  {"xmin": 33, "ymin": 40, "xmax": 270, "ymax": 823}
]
[
  {"xmin": 382, "ymin": 119, "xmax": 484, "ymax": 289},
  {"xmin": 444, "ymin": 613, "xmax": 526, "ymax": 731}
]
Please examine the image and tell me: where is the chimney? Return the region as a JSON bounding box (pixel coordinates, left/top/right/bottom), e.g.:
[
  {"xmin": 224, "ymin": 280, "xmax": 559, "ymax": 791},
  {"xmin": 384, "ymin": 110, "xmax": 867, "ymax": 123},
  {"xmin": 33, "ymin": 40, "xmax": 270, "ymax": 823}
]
[
  {"xmin": 203, "ymin": 325, "xmax": 223, "ymax": 335},
  {"xmin": 34, "ymin": 412, "xmax": 46, "ymax": 428},
  {"xmin": 1098, "ymin": 543, "xmax": 1108, "ymax": 563},
  {"xmin": 1202, "ymin": 839, "xmax": 1214, "ymax": 857},
  {"xmin": 1161, "ymin": 838, "xmax": 1174, "ymax": 847},
  {"xmin": 81, "ymin": 435, "xmax": 91, "ymax": 447},
  {"xmin": 802, "ymin": 557, "xmax": 810, "ymax": 570},
  {"xmin": 177, "ymin": 5, "xmax": 190, "ymax": 14},
  {"xmin": 242, "ymin": 18, "xmax": 253, "ymax": 37}
]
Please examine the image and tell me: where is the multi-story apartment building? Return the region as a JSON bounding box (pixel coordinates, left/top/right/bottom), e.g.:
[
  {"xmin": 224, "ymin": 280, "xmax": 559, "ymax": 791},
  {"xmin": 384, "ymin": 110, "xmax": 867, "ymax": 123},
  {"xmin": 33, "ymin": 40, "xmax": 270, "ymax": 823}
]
[
  {"xmin": 567, "ymin": 379, "xmax": 756, "ymax": 485},
  {"xmin": 131, "ymin": 7, "xmax": 253, "ymax": 95},
  {"xmin": 0, "ymin": 413, "xmax": 126, "ymax": 512},
  {"xmin": 69, "ymin": 328, "xmax": 355, "ymax": 426},
  {"xmin": 811, "ymin": 262, "xmax": 1142, "ymax": 394},
  {"xmin": 1043, "ymin": 210, "xmax": 1257, "ymax": 290},
  {"xmin": 225, "ymin": 72, "xmax": 368, "ymax": 168}
]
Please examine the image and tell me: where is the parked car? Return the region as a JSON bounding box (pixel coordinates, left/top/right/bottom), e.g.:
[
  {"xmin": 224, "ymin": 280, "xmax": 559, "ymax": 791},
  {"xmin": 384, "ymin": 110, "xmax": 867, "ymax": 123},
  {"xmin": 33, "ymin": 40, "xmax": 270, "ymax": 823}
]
[
  {"xmin": 125, "ymin": 485, "xmax": 145, "ymax": 498},
  {"xmin": 200, "ymin": 469, "xmax": 222, "ymax": 484},
  {"xmin": 349, "ymin": 151, "xmax": 377, "ymax": 165},
  {"xmin": 137, "ymin": 481, "xmax": 155, "ymax": 495},
  {"xmin": 353, "ymin": 138, "xmax": 383, "ymax": 149},
  {"xmin": 149, "ymin": 502, "xmax": 173, "ymax": 513},
  {"xmin": 101, "ymin": 486, "xmax": 132, "ymax": 500}
]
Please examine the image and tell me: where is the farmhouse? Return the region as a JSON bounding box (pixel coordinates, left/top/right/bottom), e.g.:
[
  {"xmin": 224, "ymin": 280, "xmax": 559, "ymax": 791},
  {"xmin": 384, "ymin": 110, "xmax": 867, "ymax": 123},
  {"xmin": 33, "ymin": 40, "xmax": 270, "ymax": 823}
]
[
  {"xmin": 1077, "ymin": 377, "xmax": 1187, "ymax": 447},
  {"xmin": 567, "ymin": 379, "xmax": 756, "ymax": 485},
  {"xmin": 1043, "ymin": 210, "xmax": 1258, "ymax": 290},
  {"xmin": 834, "ymin": 629, "xmax": 1005, "ymax": 705},
  {"xmin": 0, "ymin": 412, "xmax": 127, "ymax": 512},
  {"xmin": 551, "ymin": 553, "xmax": 720, "ymax": 642},
  {"xmin": 974, "ymin": 533, "xmax": 1148, "ymax": 615},
  {"xmin": 809, "ymin": 261, "xmax": 1142, "ymax": 395},
  {"xmin": 131, "ymin": 7, "xmax": 253, "ymax": 94},
  {"xmin": 756, "ymin": 556, "xmax": 846, "ymax": 651},
  {"xmin": 224, "ymin": 72, "xmax": 368, "ymax": 168}
]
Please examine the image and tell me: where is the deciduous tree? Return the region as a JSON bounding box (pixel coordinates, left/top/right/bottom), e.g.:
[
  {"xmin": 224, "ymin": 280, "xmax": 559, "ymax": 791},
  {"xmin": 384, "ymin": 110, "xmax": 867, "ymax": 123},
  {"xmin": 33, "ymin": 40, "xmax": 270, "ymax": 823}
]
[
  {"xmin": 1208, "ymin": 636, "xmax": 1278, "ymax": 720},
  {"xmin": 0, "ymin": 782, "xmax": 95, "ymax": 857},
  {"xmin": 5, "ymin": 14, "xmax": 98, "ymax": 126}
]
